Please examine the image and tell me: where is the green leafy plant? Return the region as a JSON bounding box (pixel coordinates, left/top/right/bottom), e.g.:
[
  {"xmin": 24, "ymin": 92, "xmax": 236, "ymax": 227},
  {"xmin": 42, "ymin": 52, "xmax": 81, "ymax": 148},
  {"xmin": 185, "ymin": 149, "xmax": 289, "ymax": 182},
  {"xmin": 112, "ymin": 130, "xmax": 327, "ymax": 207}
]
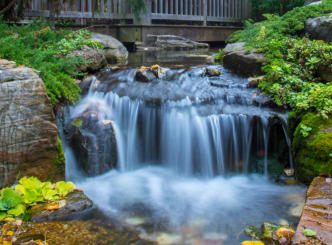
[
  {"xmin": 299, "ymin": 124, "xmax": 312, "ymax": 137},
  {"xmin": 0, "ymin": 177, "xmax": 75, "ymax": 221},
  {"xmin": 227, "ymin": 0, "xmax": 332, "ymax": 119},
  {"xmin": 0, "ymin": 19, "xmax": 103, "ymax": 104}
]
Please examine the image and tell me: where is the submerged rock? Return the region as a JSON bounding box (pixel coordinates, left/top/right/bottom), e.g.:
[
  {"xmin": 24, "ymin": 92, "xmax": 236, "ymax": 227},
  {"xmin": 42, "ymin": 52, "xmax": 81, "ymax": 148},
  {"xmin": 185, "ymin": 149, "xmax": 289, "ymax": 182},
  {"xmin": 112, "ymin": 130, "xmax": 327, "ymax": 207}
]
[
  {"xmin": 134, "ymin": 65, "xmax": 170, "ymax": 83},
  {"xmin": 245, "ymin": 222, "xmax": 295, "ymax": 245},
  {"xmin": 30, "ymin": 190, "xmax": 94, "ymax": 222},
  {"xmin": 248, "ymin": 76, "xmax": 265, "ymax": 88},
  {"xmin": 223, "ymin": 42, "xmax": 266, "ymax": 76},
  {"xmin": 8, "ymin": 219, "xmax": 155, "ymax": 245},
  {"xmin": 202, "ymin": 67, "xmax": 221, "ymax": 77}
]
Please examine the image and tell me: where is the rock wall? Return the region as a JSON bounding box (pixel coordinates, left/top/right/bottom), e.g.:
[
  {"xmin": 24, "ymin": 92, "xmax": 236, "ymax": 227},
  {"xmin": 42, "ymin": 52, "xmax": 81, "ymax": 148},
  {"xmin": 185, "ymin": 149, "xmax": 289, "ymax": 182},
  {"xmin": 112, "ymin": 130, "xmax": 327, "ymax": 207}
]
[
  {"xmin": 293, "ymin": 177, "xmax": 332, "ymax": 245},
  {"xmin": 0, "ymin": 59, "xmax": 58, "ymax": 188}
]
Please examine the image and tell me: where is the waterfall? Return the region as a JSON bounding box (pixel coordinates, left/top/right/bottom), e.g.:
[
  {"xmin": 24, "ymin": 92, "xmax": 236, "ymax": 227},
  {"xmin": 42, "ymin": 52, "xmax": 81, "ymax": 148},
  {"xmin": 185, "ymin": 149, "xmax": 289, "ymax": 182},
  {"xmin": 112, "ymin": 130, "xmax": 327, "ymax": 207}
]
[
  {"xmin": 64, "ymin": 66, "xmax": 294, "ymax": 178},
  {"xmin": 59, "ymin": 65, "xmax": 304, "ymax": 245}
]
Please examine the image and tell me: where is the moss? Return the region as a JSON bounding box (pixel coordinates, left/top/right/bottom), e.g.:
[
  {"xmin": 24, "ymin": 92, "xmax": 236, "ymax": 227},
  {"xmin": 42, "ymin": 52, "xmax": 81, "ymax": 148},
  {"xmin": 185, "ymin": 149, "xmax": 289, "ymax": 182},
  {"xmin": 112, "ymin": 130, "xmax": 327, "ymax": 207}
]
[
  {"xmin": 293, "ymin": 112, "xmax": 332, "ymax": 184},
  {"xmin": 54, "ymin": 137, "xmax": 65, "ymax": 176},
  {"xmin": 71, "ymin": 118, "xmax": 83, "ymax": 126}
]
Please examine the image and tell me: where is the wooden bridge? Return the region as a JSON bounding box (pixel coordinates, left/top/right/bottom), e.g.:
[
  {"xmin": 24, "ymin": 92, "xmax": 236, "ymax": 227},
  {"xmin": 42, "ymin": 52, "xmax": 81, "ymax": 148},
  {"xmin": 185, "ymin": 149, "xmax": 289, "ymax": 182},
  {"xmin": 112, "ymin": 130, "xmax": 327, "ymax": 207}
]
[{"xmin": 23, "ymin": 0, "xmax": 251, "ymax": 43}]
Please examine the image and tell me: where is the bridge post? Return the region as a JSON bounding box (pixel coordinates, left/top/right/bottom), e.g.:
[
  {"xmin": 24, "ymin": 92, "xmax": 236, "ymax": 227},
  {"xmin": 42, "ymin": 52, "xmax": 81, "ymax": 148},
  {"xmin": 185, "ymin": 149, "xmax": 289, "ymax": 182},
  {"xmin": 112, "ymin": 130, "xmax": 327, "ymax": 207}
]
[
  {"xmin": 134, "ymin": 0, "xmax": 152, "ymax": 25},
  {"xmin": 203, "ymin": 0, "xmax": 207, "ymax": 26}
]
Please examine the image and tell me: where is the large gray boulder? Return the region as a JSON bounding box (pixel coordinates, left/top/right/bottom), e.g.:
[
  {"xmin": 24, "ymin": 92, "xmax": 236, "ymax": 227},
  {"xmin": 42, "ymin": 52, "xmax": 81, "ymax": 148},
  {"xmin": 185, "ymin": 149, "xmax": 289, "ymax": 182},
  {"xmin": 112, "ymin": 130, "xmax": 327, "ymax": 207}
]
[
  {"xmin": 91, "ymin": 33, "xmax": 129, "ymax": 62},
  {"xmin": 68, "ymin": 45, "xmax": 106, "ymax": 72},
  {"xmin": 0, "ymin": 59, "xmax": 58, "ymax": 188},
  {"xmin": 223, "ymin": 42, "xmax": 266, "ymax": 76},
  {"xmin": 305, "ymin": 14, "xmax": 332, "ymax": 42},
  {"xmin": 146, "ymin": 35, "xmax": 209, "ymax": 50}
]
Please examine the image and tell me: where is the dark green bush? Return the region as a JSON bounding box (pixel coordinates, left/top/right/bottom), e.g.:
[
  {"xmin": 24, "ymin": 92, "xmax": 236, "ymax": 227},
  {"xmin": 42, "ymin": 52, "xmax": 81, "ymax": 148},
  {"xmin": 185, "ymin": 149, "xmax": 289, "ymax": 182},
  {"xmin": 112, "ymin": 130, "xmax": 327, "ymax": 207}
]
[{"xmin": 251, "ymin": 0, "xmax": 305, "ymax": 21}]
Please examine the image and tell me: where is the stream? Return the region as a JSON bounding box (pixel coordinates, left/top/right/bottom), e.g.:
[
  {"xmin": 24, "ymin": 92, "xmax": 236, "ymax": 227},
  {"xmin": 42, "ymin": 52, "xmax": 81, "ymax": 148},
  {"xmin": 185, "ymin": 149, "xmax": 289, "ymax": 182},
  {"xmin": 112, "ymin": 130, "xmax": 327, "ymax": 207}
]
[{"xmin": 59, "ymin": 51, "xmax": 306, "ymax": 245}]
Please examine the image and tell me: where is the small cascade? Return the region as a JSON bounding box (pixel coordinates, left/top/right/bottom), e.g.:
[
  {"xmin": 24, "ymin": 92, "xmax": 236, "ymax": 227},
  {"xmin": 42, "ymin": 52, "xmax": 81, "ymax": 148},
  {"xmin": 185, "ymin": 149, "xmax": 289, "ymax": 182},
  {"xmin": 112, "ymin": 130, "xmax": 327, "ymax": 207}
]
[
  {"xmin": 63, "ymin": 65, "xmax": 293, "ymax": 178},
  {"xmin": 59, "ymin": 64, "xmax": 303, "ymax": 245}
]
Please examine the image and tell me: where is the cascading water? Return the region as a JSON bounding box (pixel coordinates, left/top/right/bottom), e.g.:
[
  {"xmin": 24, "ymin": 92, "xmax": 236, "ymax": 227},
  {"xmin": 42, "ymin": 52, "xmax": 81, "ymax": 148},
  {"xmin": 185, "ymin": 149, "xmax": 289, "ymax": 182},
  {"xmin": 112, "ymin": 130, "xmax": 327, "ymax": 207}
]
[{"xmin": 60, "ymin": 64, "xmax": 304, "ymax": 244}]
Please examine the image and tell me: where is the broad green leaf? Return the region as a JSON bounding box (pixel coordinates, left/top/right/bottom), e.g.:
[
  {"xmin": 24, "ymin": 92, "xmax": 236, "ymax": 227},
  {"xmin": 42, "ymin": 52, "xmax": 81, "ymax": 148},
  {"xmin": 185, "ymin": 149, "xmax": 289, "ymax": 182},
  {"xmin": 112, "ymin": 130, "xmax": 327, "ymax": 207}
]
[
  {"xmin": 42, "ymin": 188, "xmax": 59, "ymax": 201},
  {"xmin": 1, "ymin": 188, "xmax": 23, "ymax": 209},
  {"xmin": 303, "ymin": 228, "xmax": 316, "ymax": 237},
  {"xmin": 18, "ymin": 176, "xmax": 43, "ymax": 192},
  {"xmin": 55, "ymin": 181, "xmax": 75, "ymax": 197},
  {"xmin": 0, "ymin": 212, "xmax": 6, "ymax": 220},
  {"xmin": 7, "ymin": 204, "xmax": 26, "ymax": 216},
  {"xmin": 0, "ymin": 200, "xmax": 8, "ymax": 211}
]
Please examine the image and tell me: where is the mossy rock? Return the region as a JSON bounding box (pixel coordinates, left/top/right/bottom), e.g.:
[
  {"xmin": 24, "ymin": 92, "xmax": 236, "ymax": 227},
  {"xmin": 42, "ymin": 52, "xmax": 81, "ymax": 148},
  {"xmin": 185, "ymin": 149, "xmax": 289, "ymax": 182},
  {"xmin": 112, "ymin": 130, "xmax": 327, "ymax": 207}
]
[{"xmin": 293, "ymin": 112, "xmax": 332, "ymax": 184}]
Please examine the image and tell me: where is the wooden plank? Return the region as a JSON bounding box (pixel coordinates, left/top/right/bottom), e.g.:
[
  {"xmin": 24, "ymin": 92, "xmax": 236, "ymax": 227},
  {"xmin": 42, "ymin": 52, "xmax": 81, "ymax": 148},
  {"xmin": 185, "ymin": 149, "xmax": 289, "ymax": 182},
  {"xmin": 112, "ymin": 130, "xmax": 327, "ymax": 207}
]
[
  {"xmin": 159, "ymin": 0, "xmax": 163, "ymax": 13},
  {"xmin": 175, "ymin": 0, "xmax": 178, "ymax": 14},
  {"xmin": 184, "ymin": 0, "xmax": 187, "ymax": 15},
  {"xmin": 166, "ymin": 0, "xmax": 168, "ymax": 14},
  {"xmin": 88, "ymin": 0, "xmax": 92, "ymax": 12},
  {"xmin": 101, "ymin": 0, "xmax": 105, "ymax": 12},
  {"xmin": 180, "ymin": 0, "xmax": 183, "ymax": 15}
]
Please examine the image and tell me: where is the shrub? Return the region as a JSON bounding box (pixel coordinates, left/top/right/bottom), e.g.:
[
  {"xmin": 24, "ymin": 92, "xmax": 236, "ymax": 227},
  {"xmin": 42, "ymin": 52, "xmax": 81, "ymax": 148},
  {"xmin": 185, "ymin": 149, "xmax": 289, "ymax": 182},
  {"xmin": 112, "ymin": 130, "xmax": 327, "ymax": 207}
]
[
  {"xmin": 227, "ymin": 0, "xmax": 332, "ymax": 118},
  {"xmin": 0, "ymin": 20, "xmax": 102, "ymax": 104},
  {"xmin": 251, "ymin": 0, "xmax": 305, "ymax": 21}
]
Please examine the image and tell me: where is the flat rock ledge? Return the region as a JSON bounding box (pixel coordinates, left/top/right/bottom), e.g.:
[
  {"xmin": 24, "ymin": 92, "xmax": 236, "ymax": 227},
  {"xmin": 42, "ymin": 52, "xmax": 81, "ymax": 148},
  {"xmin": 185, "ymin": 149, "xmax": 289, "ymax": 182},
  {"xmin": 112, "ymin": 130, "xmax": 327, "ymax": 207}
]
[
  {"xmin": 293, "ymin": 177, "xmax": 332, "ymax": 245},
  {"xmin": 30, "ymin": 190, "xmax": 94, "ymax": 222},
  {"xmin": 140, "ymin": 35, "xmax": 209, "ymax": 50},
  {"xmin": 222, "ymin": 42, "xmax": 266, "ymax": 76}
]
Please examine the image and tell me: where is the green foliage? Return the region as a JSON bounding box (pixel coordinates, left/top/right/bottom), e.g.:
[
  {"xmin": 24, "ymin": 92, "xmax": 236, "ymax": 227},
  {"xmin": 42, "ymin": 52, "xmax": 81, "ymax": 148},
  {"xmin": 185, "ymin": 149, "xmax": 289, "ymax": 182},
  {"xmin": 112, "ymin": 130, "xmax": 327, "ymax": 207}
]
[
  {"xmin": 299, "ymin": 124, "xmax": 312, "ymax": 137},
  {"xmin": 0, "ymin": 20, "xmax": 102, "ymax": 104},
  {"xmin": 54, "ymin": 137, "xmax": 65, "ymax": 176},
  {"xmin": 230, "ymin": 0, "xmax": 332, "ymax": 46},
  {"xmin": 251, "ymin": 0, "xmax": 305, "ymax": 21},
  {"xmin": 56, "ymin": 29, "xmax": 103, "ymax": 55},
  {"xmin": 228, "ymin": 0, "xmax": 332, "ymax": 119},
  {"xmin": 0, "ymin": 177, "xmax": 75, "ymax": 220}
]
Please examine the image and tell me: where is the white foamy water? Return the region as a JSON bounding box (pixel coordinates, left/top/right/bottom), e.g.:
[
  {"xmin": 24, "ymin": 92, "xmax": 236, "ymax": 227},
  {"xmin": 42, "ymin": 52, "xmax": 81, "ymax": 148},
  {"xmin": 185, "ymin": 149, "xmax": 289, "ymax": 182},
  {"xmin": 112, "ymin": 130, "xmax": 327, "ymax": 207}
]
[{"xmin": 61, "ymin": 66, "xmax": 305, "ymax": 244}]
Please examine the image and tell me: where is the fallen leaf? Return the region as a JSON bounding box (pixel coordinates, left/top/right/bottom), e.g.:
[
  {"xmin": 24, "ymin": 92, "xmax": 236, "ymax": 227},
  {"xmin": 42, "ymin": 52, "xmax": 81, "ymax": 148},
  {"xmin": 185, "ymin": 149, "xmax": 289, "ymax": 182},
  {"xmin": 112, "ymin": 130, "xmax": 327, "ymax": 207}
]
[
  {"xmin": 241, "ymin": 241, "xmax": 264, "ymax": 245},
  {"xmin": 44, "ymin": 200, "xmax": 66, "ymax": 211}
]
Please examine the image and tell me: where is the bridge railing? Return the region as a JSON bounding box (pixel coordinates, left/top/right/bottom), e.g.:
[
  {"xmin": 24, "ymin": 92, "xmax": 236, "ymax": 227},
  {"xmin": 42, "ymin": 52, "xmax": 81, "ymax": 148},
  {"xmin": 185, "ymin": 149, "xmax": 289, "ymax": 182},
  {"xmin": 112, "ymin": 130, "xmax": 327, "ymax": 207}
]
[{"xmin": 23, "ymin": 0, "xmax": 251, "ymax": 24}]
